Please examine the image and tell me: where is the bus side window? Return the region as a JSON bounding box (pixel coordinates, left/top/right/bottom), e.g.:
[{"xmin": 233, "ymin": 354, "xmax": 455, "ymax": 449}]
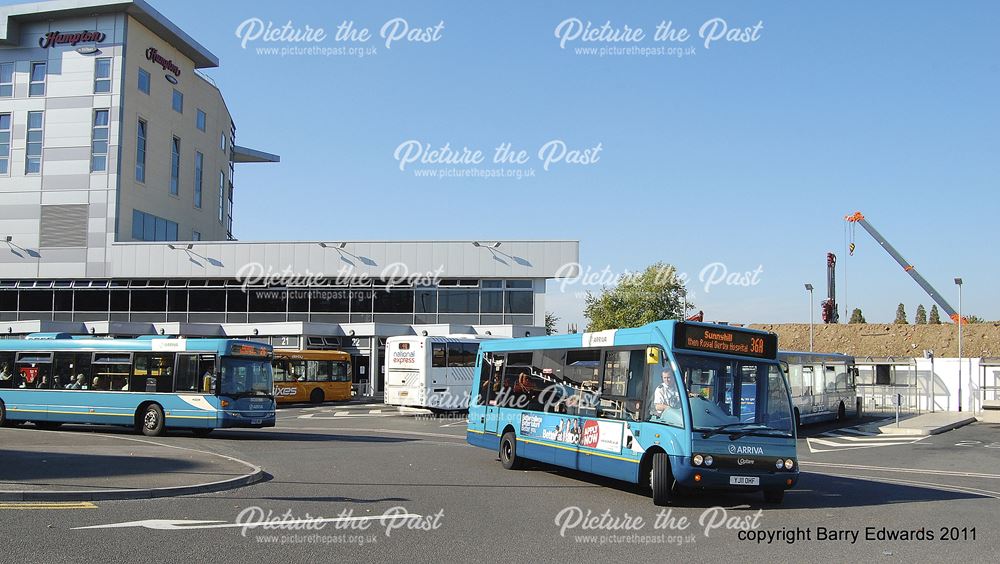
[
  {"xmin": 272, "ymin": 359, "xmax": 287, "ymax": 382},
  {"xmin": 0, "ymin": 352, "xmax": 13, "ymax": 388},
  {"xmin": 432, "ymin": 344, "xmax": 447, "ymax": 368},
  {"xmin": 174, "ymin": 354, "xmax": 200, "ymax": 392}
]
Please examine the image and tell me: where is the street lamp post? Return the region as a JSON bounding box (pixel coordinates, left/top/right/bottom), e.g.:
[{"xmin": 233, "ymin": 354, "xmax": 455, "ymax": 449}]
[
  {"xmin": 804, "ymin": 284, "xmax": 814, "ymax": 352},
  {"xmin": 954, "ymin": 277, "xmax": 963, "ymax": 412}
]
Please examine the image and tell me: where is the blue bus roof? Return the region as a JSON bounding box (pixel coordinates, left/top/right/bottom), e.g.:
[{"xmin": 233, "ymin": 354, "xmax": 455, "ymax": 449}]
[
  {"xmin": 0, "ymin": 334, "xmax": 271, "ymax": 354},
  {"xmin": 478, "ymin": 320, "xmax": 776, "ymax": 355}
]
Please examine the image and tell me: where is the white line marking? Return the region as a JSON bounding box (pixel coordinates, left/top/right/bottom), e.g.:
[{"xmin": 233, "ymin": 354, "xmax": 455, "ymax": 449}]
[
  {"xmin": 802, "ymin": 461, "xmax": 1000, "ymax": 481},
  {"xmin": 73, "ymin": 513, "xmax": 423, "ymax": 531},
  {"xmin": 811, "ymin": 472, "xmax": 1000, "ymax": 500}
]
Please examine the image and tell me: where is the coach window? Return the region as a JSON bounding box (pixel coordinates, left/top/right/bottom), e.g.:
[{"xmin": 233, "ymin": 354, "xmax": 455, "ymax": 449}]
[
  {"xmin": 14, "ymin": 353, "xmax": 52, "ymax": 389},
  {"xmin": 0, "ymin": 352, "xmax": 13, "ymax": 388},
  {"xmin": 286, "ymin": 359, "xmax": 306, "ymax": 382},
  {"xmin": 447, "ymin": 342, "xmax": 476, "ymax": 368},
  {"xmin": 131, "ymin": 353, "xmax": 175, "ymax": 393},
  {"xmin": 432, "ymin": 343, "xmax": 447, "ymax": 368},
  {"xmin": 53, "ymin": 352, "xmax": 93, "ymax": 390},
  {"xmin": 597, "ymin": 349, "xmax": 647, "ymax": 421},
  {"xmin": 93, "ymin": 353, "xmax": 130, "ymax": 390},
  {"xmin": 309, "ymin": 360, "xmax": 333, "ymax": 382},
  {"xmin": 175, "ymin": 354, "xmax": 197, "ymax": 391}
]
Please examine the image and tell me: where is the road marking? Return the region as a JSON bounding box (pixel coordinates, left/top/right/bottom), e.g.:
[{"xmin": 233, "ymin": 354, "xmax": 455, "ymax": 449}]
[
  {"xmin": 0, "ymin": 502, "xmax": 97, "ymax": 510},
  {"xmin": 73, "ymin": 513, "xmax": 423, "ymax": 531},
  {"xmin": 806, "ymin": 434, "xmax": 927, "ymax": 453},
  {"xmin": 280, "ymin": 426, "xmax": 467, "ymax": 440}
]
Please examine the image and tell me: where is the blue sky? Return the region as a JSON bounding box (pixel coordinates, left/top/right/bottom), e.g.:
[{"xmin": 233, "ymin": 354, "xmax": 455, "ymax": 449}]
[{"xmin": 26, "ymin": 0, "xmax": 1000, "ymax": 328}]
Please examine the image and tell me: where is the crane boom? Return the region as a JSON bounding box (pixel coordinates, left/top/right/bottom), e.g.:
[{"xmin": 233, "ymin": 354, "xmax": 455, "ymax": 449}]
[{"xmin": 845, "ymin": 212, "xmax": 960, "ymax": 322}]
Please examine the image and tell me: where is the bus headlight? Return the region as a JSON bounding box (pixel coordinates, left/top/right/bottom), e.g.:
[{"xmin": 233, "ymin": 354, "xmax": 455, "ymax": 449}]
[
  {"xmin": 784, "ymin": 458, "xmax": 794, "ymax": 470},
  {"xmin": 693, "ymin": 454, "xmax": 704, "ymax": 466},
  {"xmin": 704, "ymin": 455, "xmax": 713, "ymax": 467},
  {"xmin": 775, "ymin": 459, "xmax": 784, "ymax": 469}
]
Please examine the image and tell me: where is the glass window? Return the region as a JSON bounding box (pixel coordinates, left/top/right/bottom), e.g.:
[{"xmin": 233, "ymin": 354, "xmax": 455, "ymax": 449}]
[
  {"xmin": 29, "ymin": 62, "xmax": 46, "ymax": 96},
  {"xmin": 94, "ymin": 58, "xmax": 112, "ymax": 93},
  {"xmin": 0, "ymin": 113, "xmax": 10, "ymax": 175},
  {"xmin": 194, "ymin": 151, "xmax": 203, "ymax": 208},
  {"xmin": 135, "ymin": 119, "xmax": 147, "ymax": 182},
  {"xmin": 227, "ymin": 185, "xmax": 234, "ymax": 233},
  {"xmin": 137, "ymin": 67, "xmax": 150, "ymax": 94},
  {"xmin": 26, "ymin": 111, "xmax": 43, "ymax": 174},
  {"xmin": 0, "ymin": 63, "xmax": 12, "ymax": 97},
  {"xmin": 170, "ymin": 137, "xmax": 180, "ymax": 195},
  {"xmin": 431, "ymin": 343, "xmax": 446, "ymax": 368},
  {"xmin": 91, "ymin": 109, "xmax": 109, "ymax": 172},
  {"xmin": 220, "ymin": 132, "xmax": 226, "ymax": 151},
  {"xmin": 172, "ymin": 89, "xmax": 183, "ymax": 113},
  {"xmin": 506, "ymin": 280, "xmax": 533, "ymax": 289},
  {"xmin": 91, "ymin": 356, "xmax": 130, "ymax": 391},
  {"xmin": 131, "ymin": 289, "xmax": 166, "ymax": 311},
  {"xmin": 166, "ymin": 220, "xmax": 177, "ymax": 241},
  {"xmin": 648, "ymin": 362, "xmax": 683, "ymax": 428},
  {"xmin": 505, "ymin": 291, "xmax": 532, "ymax": 314},
  {"xmin": 131, "ymin": 353, "xmax": 175, "ymax": 393},
  {"xmin": 481, "ymin": 291, "xmax": 503, "ymax": 313},
  {"xmin": 74, "ymin": 290, "xmax": 109, "ymax": 311},
  {"xmin": 189, "ymin": 289, "xmax": 225, "ymax": 311},
  {"xmin": 16, "ymin": 357, "xmax": 53, "ymax": 389},
  {"xmin": 196, "ymin": 109, "xmax": 206, "ymax": 131},
  {"xmin": 286, "ymin": 359, "xmax": 307, "ymax": 382},
  {"xmin": 192, "ymin": 230, "xmax": 201, "ymax": 241},
  {"xmin": 447, "ymin": 342, "xmax": 477, "ymax": 368},
  {"xmin": 308, "ymin": 360, "xmax": 333, "ymax": 382},
  {"xmin": 175, "ymin": 354, "xmax": 199, "ymax": 392},
  {"xmin": 132, "ymin": 209, "xmax": 143, "ymax": 240},
  {"xmin": 373, "ymin": 289, "xmax": 413, "ymax": 313},
  {"xmin": 332, "ymin": 360, "xmax": 350, "ymax": 382},
  {"xmin": 350, "ymin": 289, "xmax": 372, "ymax": 313},
  {"xmin": 218, "ymin": 171, "xmax": 225, "ymax": 222},
  {"xmin": 415, "ymin": 290, "xmax": 436, "ymax": 313},
  {"xmin": 271, "ymin": 358, "xmax": 288, "ymax": 382},
  {"xmin": 0, "ymin": 352, "xmax": 15, "ymax": 388},
  {"xmin": 249, "ymin": 288, "xmax": 286, "ymax": 312},
  {"xmin": 439, "ymin": 290, "xmax": 478, "ymax": 313}
]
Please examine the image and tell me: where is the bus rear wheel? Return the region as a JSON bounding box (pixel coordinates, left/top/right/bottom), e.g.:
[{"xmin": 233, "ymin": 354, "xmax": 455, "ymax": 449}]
[
  {"xmin": 139, "ymin": 403, "xmax": 165, "ymax": 437},
  {"xmin": 651, "ymin": 452, "xmax": 673, "ymax": 506},
  {"xmin": 309, "ymin": 388, "xmax": 325, "ymax": 404},
  {"xmin": 499, "ymin": 431, "xmax": 523, "ymax": 470}
]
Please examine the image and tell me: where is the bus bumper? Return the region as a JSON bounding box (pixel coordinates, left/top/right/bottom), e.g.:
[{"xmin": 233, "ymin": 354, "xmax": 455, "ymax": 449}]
[
  {"xmin": 671, "ymin": 455, "xmax": 799, "ymax": 491},
  {"xmin": 218, "ymin": 411, "xmax": 276, "ymax": 428}
]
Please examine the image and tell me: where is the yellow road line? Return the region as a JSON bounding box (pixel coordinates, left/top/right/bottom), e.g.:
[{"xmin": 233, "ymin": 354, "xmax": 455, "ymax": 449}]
[{"xmin": 0, "ymin": 502, "xmax": 97, "ymax": 510}]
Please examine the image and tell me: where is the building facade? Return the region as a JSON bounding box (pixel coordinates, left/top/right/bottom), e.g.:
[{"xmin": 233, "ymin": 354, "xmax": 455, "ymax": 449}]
[{"xmin": 0, "ymin": 1, "xmax": 581, "ymax": 395}]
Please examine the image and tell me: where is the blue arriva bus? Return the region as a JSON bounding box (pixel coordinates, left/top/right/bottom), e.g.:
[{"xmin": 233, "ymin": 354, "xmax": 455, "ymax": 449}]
[
  {"xmin": 0, "ymin": 334, "xmax": 275, "ymax": 437},
  {"xmin": 467, "ymin": 321, "xmax": 799, "ymax": 505}
]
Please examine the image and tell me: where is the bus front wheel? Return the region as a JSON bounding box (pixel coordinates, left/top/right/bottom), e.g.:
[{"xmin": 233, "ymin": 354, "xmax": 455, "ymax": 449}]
[
  {"xmin": 139, "ymin": 403, "xmax": 165, "ymax": 437},
  {"xmin": 310, "ymin": 388, "xmax": 325, "ymax": 404},
  {"xmin": 499, "ymin": 431, "xmax": 523, "ymax": 470},
  {"xmin": 651, "ymin": 452, "xmax": 673, "ymax": 506}
]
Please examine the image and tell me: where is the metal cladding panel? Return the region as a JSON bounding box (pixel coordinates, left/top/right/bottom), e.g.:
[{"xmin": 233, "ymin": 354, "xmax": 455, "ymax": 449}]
[{"xmin": 106, "ymin": 240, "xmax": 579, "ymax": 280}]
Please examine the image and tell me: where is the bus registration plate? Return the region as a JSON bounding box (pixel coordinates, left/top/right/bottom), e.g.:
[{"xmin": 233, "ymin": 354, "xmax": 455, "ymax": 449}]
[
  {"xmin": 729, "ymin": 476, "xmax": 759, "ymax": 486},
  {"xmin": 251, "ymin": 419, "xmax": 261, "ymax": 425}
]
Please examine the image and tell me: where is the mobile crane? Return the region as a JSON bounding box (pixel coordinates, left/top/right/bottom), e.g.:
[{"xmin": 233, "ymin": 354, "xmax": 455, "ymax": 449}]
[
  {"xmin": 822, "ymin": 252, "xmax": 839, "ymax": 323},
  {"xmin": 845, "ymin": 211, "xmax": 962, "ymax": 323}
]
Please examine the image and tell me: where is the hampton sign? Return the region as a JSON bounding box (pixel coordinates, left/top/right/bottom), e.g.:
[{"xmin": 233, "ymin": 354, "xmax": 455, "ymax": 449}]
[
  {"xmin": 39, "ymin": 30, "xmax": 106, "ymax": 48},
  {"xmin": 145, "ymin": 47, "xmax": 181, "ymax": 76}
]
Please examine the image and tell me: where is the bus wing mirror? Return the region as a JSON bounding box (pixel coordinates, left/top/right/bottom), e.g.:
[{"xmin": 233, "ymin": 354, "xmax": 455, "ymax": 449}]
[{"xmin": 646, "ymin": 347, "xmax": 660, "ymax": 365}]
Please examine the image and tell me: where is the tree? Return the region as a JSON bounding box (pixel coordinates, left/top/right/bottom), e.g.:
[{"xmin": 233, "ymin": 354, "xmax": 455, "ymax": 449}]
[
  {"xmin": 894, "ymin": 303, "xmax": 908, "ymax": 324},
  {"xmin": 544, "ymin": 312, "xmax": 560, "ymax": 335},
  {"xmin": 965, "ymin": 315, "xmax": 986, "ymax": 324},
  {"xmin": 849, "ymin": 308, "xmax": 866, "ymax": 324},
  {"xmin": 915, "ymin": 304, "xmax": 927, "ymax": 324},
  {"xmin": 929, "ymin": 305, "xmax": 941, "ymax": 324},
  {"xmin": 584, "ymin": 262, "xmax": 688, "ymax": 332}
]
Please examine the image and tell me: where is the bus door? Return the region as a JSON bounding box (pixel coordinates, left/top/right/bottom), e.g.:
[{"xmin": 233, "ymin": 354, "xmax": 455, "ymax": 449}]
[
  {"xmin": 481, "ymin": 353, "xmax": 504, "ymax": 436},
  {"xmin": 801, "ymin": 365, "xmax": 816, "ymax": 415}
]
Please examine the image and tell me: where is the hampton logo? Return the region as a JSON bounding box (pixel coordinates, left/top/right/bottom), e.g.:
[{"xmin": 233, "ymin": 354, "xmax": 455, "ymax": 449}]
[
  {"xmin": 145, "ymin": 47, "xmax": 181, "ymax": 76},
  {"xmin": 728, "ymin": 444, "xmax": 764, "ymax": 455},
  {"xmin": 39, "ymin": 30, "xmax": 106, "ymax": 49}
]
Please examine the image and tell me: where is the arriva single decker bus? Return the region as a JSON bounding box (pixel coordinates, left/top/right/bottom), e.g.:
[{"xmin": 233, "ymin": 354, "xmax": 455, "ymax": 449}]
[
  {"xmin": 0, "ymin": 334, "xmax": 275, "ymax": 437},
  {"xmin": 467, "ymin": 321, "xmax": 799, "ymax": 506},
  {"xmin": 272, "ymin": 350, "xmax": 352, "ymax": 404},
  {"xmin": 384, "ymin": 336, "xmax": 485, "ymax": 413},
  {"xmin": 779, "ymin": 351, "xmax": 860, "ymax": 426}
]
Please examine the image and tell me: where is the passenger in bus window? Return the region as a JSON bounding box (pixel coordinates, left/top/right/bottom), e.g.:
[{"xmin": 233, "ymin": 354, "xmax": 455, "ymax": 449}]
[{"xmin": 0, "ymin": 363, "xmax": 13, "ymax": 387}]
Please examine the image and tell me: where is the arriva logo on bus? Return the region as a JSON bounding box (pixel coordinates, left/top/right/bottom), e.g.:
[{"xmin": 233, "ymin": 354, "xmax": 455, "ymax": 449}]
[{"xmin": 729, "ymin": 444, "xmax": 764, "ymax": 455}]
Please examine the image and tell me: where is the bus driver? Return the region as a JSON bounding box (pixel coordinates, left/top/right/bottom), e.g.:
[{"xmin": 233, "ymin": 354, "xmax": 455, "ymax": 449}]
[{"xmin": 650, "ymin": 369, "xmax": 684, "ymax": 426}]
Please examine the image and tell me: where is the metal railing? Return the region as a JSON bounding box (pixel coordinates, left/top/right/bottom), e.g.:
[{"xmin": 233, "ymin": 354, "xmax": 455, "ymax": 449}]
[{"xmin": 857, "ymin": 384, "xmax": 922, "ymax": 416}]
